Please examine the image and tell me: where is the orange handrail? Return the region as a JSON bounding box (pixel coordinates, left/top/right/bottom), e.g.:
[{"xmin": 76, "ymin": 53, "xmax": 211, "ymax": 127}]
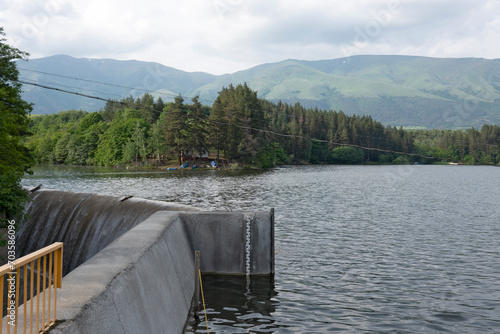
[{"xmin": 1, "ymin": 242, "xmax": 63, "ymax": 334}]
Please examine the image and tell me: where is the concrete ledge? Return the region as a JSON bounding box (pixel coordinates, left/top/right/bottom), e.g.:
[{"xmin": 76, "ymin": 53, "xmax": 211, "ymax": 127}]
[{"xmin": 48, "ymin": 211, "xmax": 194, "ymax": 334}]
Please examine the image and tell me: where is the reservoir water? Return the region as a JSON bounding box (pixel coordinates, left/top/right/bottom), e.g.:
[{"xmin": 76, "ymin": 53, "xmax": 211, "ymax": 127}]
[{"xmin": 22, "ymin": 165, "xmax": 500, "ymax": 333}]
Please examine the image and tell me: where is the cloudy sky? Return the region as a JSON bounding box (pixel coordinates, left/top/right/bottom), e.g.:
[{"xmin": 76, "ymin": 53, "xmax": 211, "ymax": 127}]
[{"xmin": 1, "ymin": 0, "xmax": 499, "ymax": 74}]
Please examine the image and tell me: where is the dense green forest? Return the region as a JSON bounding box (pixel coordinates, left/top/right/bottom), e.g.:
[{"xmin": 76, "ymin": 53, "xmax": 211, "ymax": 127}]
[
  {"xmin": 25, "ymin": 83, "xmax": 500, "ymax": 168},
  {"xmin": 411, "ymin": 126, "xmax": 500, "ymax": 165}
]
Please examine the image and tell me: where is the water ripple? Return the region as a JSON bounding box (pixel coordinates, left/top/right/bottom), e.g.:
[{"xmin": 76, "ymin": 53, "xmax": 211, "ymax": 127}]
[{"xmin": 23, "ymin": 165, "xmax": 500, "ymax": 333}]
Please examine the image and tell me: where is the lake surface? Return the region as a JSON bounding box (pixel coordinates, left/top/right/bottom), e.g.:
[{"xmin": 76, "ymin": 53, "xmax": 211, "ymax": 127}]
[{"xmin": 22, "ymin": 165, "xmax": 500, "ymax": 333}]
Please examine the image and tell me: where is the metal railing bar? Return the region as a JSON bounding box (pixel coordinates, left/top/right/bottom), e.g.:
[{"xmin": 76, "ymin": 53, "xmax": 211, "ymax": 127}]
[
  {"xmin": 23, "ymin": 265, "xmax": 27, "ymax": 334},
  {"xmin": 29, "ymin": 260, "xmax": 34, "ymax": 334},
  {"xmin": 36, "ymin": 259, "xmax": 40, "ymax": 334},
  {"xmin": 15, "ymin": 267, "xmax": 20, "ymax": 334},
  {"xmin": 47, "ymin": 253, "xmax": 52, "ymax": 329},
  {"xmin": 1, "ymin": 243, "xmax": 63, "ymax": 334},
  {"xmin": 42, "ymin": 255, "xmax": 46, "ymax": 331},
  {"xmin": 0, "ymin": 243, "xmax": 63, "ymax": 276}
]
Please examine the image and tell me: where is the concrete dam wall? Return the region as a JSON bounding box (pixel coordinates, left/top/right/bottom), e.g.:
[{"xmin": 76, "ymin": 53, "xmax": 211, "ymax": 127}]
[
  {"xmin": 12, "ymin": 189, "xmax": 274, "ymax": 333},
  {"xmin": 18, "ymin": 189, "xmax": 200, "ymax": 275}
]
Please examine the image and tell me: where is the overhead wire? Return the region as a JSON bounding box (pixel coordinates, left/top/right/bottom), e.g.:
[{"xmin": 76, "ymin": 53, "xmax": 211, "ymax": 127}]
[
  {"xmin": 18, "ymin": 67, "xmax": 207, "ymax": 102},
  {"xmin": 16, "ymin": 78, "xmax": 435, "ymax": 160},
  {"xmin": 18, "ymin": 79, "xmax": 119, "ymax": 105},
  {"xmin": 18, "ymin": 75, "xmax": 401, "ymax": 147},
  {"xmin": 18, "ymin": 76, "xmax": 125, "ymax": 99},
  {"xmin": 18, "ymin": 67, "xmax": 405, "ymax": 138}
]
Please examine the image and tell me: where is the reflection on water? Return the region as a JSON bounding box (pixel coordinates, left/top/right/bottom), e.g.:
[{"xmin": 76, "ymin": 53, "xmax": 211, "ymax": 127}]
[
  {"xmin": 186, "ymin": 276, "xmax": 278, "ymax": 333},
  {"xmin": 22, "ymin": 165, "xmax": 500, "ymax": 333}
]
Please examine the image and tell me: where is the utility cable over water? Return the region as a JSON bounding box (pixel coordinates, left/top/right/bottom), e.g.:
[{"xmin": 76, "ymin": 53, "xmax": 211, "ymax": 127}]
[{"xmin": 16, "ymin": 79, "xmax": 435, "ymax": 160}]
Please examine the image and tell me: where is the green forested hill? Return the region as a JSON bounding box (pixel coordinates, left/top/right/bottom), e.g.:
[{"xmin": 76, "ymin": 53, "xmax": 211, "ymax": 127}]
[
  {"xmin": 25, "ymin": 89, "xmax": 500, "ymax": 167},
  {"xmin": 18, "ymin": 55, "xmax": 216, "ymax": 114},
  {"xmin": 19, "ymin": 55, "xmax": 500, "ymax": 128},
  {"xmin": 191, "ymin": 56, "xmax": 500, "ymax": 128}
]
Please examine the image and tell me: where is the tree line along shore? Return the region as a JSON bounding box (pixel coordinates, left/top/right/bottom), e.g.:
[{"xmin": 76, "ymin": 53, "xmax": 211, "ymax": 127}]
[{"xmin": 26, "ymin": 84, "xmax": 500, "ymax": 169}]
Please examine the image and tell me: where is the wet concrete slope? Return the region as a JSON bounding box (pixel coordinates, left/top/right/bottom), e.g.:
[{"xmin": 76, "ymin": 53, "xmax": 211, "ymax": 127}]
[{"xmin": 18, "ymin": 189, "xmax": 198, "ymax": 275}]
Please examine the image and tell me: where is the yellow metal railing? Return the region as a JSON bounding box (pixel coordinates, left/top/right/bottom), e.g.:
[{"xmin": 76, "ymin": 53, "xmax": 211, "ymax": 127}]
[{"xmin": 0, "ymin": 242, "xmax": 63, "ymax": 334}]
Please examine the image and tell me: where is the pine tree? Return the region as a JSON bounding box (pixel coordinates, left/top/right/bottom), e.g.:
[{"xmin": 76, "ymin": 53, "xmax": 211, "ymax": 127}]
[
  {"xmin": 186, "ymin": 96, "xmax": 208, "ymax": 163},
  {"xmin": 139, "ymin": 93, "xmax": 156, "ymax": 124},
  {"xmin": 209, "ymin": 83, "xmax": 267, "ymax": 162},
  {"xmin": 209, "ymin": 94, "xmax": 228, "ymax": 162},
  {"xmin": 162, "ymin": 95, "xmax": 187, "ymax": 165}
]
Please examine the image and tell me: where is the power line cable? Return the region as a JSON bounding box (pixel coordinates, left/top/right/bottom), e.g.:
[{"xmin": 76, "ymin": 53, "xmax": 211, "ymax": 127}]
[
  {"xmin": 18, "ymin": 66, "xmax": 407, "ymax": 140},
  {"xmin": 16, "ymin": 79, "xmax": 435, "ymax": 159},
  {"xmin": 18, "ymin": 79, "xmax": 119, "ymax": 105},
  {"xmin": 19, "ymin": 76, "xmax": 125, "ymax": 99},
  {"xmin": 18, "ymin": 67, "xmax": 209, "ymax": 102},
  {"xmin": 20, "ymin": 74, "xmax": 402, "ymax": 146}
]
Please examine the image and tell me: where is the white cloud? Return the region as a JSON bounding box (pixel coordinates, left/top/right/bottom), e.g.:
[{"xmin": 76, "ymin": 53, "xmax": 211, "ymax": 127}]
[{"xmin": 1, "ymin": 0, "xmax": 499, "ymax": 74}]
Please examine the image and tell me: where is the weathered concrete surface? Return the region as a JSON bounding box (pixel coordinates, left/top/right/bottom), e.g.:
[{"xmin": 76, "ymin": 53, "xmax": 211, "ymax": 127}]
[
  {"xmin": 49, "ymin": 211, "xmax": 194, "ymax": 334},
  {"xmin": 182, "ymin": 211, "xmax": 275, "ymax": 275}
]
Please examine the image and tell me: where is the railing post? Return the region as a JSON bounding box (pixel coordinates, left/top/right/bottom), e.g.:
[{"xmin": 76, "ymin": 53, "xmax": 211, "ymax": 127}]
[
  {"xmin": 42, "ymin": 255, "xmax": 47, "ymax": 330},
  {"xmin": 23, "ymin": 265, "xmax": 27, "ymax": 333},
  {"xmin": 30, "ymin": 260, "xmax": 34, "ymax": 334},
  {"xmin": 36, "ymin": 258, "xmax": 40, "ymax": 333},
  {"xmin": 15, "ymin": 267, "xmax": 20, "ymax": 333},
  {"xmin": 48, "ymin": 252, "xmax": 53, "ymax": 328}
]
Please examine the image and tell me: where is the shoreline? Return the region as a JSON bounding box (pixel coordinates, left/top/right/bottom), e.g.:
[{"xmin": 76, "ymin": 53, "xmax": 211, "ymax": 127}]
[{"xmin": 27, "ymin": 160, "xmax": 499, "ymax": 172}]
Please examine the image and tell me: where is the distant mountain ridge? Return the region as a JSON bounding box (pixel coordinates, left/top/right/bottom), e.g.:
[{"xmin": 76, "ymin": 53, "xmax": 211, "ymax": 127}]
[{"xmin": 18, "ymin": 54, "xmax": 500, "ymax": 128}]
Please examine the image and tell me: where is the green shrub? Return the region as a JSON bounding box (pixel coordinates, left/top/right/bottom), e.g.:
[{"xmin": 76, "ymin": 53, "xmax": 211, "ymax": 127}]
[{"xmin": 329, "ymin": 146, "xmax": 364, "ymax": 164}]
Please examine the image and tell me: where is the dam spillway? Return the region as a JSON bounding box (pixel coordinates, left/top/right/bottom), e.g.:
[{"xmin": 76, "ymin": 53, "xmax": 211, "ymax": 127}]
[
  {"xmin": 18, "ymin": 189, "xmax": 200, "ymax": 276},
  {"xmin": 13, "ymin": 189, "xmax": 274, "ymax": 333}
]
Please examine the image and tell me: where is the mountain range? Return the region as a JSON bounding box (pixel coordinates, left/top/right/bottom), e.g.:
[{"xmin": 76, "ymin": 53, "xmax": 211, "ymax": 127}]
[{"xmin": 18, "ymin": 54, "xmax": 500, "ymax": 129}]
